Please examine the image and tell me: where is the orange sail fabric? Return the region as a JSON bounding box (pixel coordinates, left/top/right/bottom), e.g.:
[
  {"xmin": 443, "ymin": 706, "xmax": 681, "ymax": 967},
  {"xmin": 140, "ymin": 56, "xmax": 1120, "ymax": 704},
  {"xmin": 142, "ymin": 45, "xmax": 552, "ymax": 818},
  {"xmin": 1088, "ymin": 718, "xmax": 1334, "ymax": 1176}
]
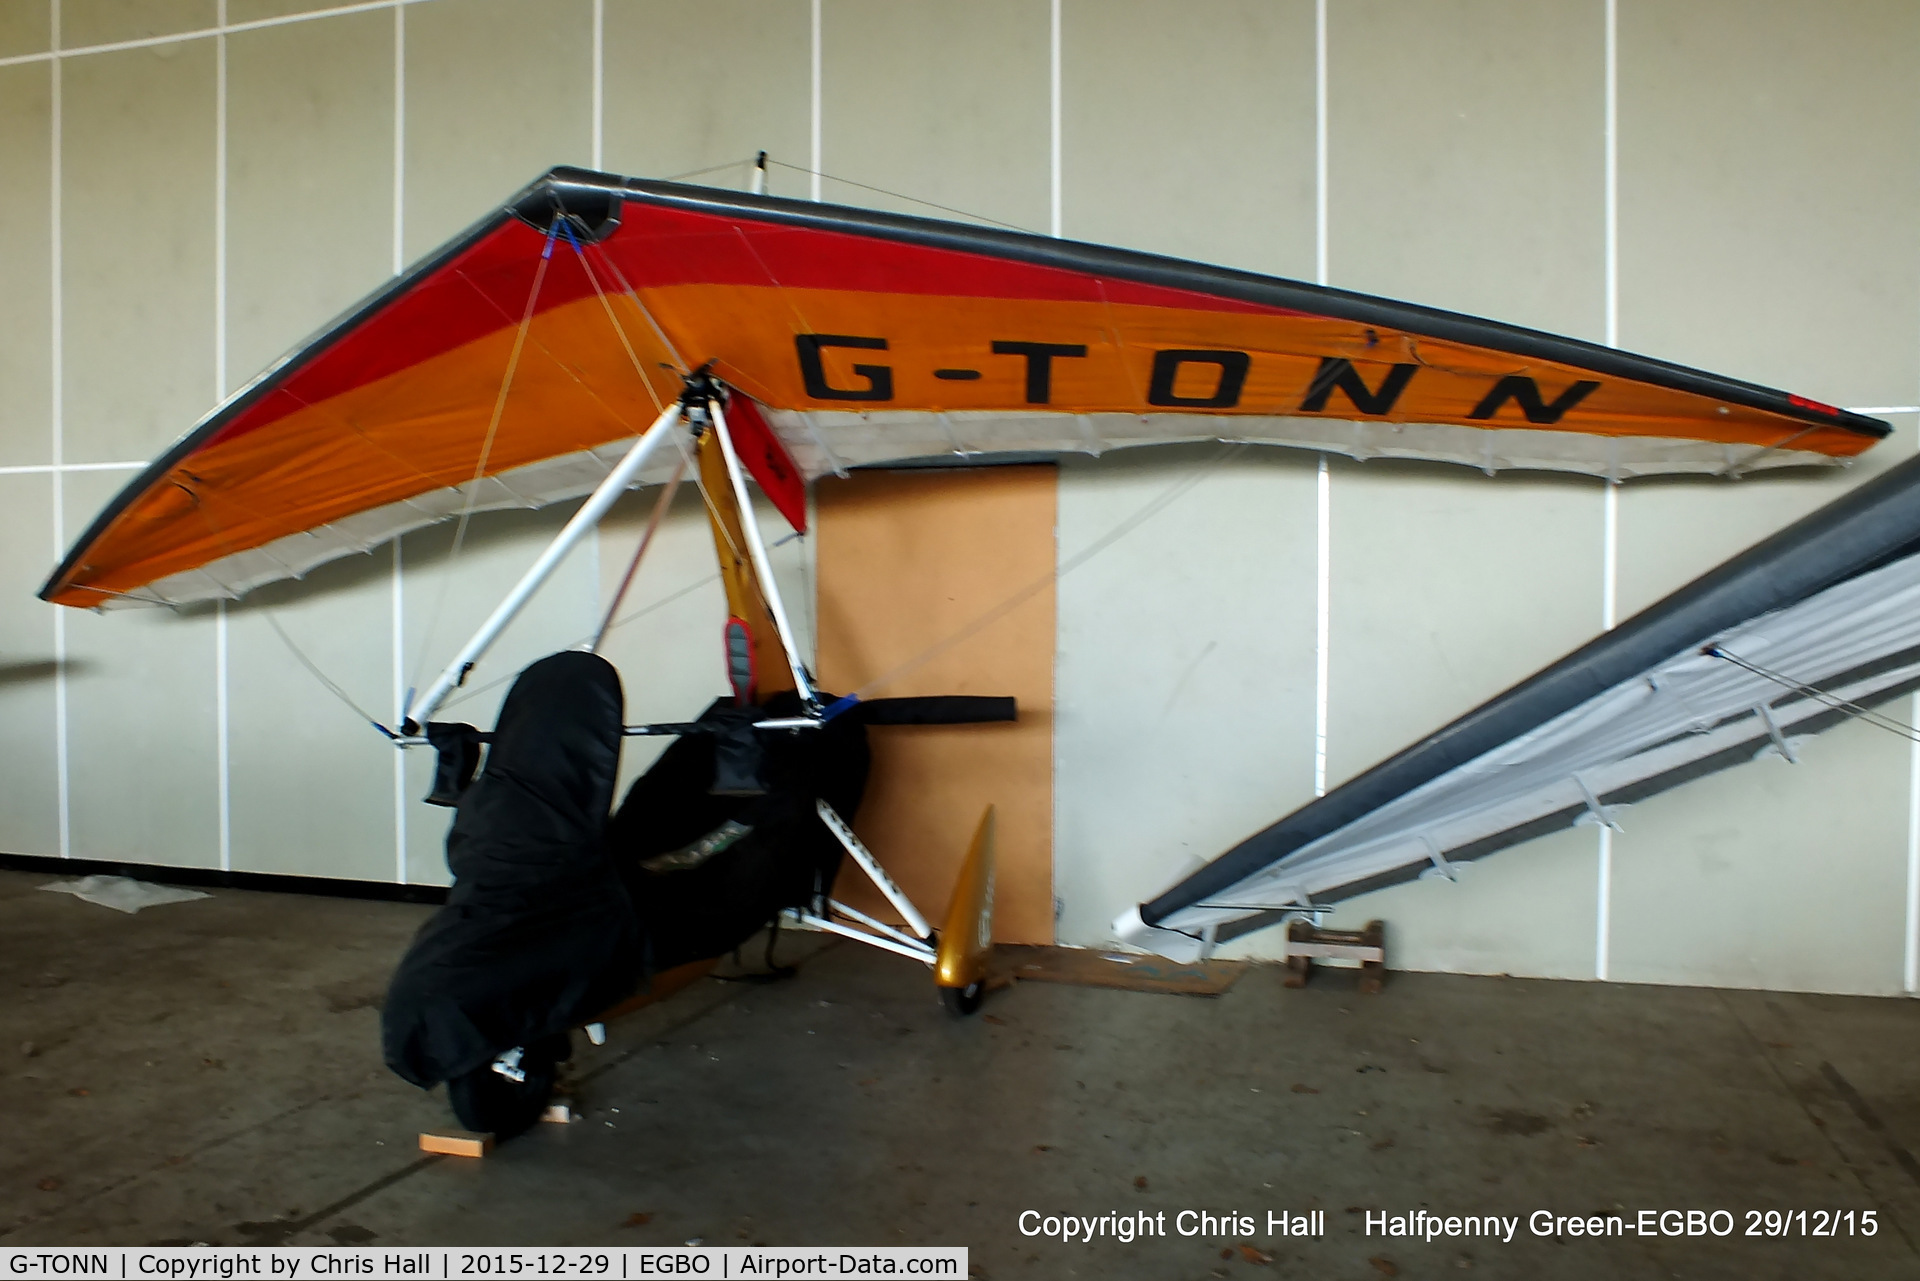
[{"xmin": 43, "ymin": 167, "xmax": 1889, "ymax": 610}]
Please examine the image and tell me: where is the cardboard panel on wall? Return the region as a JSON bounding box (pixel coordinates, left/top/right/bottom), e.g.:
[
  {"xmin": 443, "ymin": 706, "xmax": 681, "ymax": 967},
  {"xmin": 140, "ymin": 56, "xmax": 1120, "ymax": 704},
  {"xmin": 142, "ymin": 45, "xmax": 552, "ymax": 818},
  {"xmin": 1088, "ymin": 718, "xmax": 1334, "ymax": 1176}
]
[
  {"xmin": 0, "ymin": 62, "xmax": 50, "ymax": 468},
  {"xmin": 226, "ymin": 9, "xmax": 394, "ymax": 388},
  {"xmin": 602, "ymin": 0, "xmax": 810, "ymax": 190},
  {"xmin": 401, "ymin": 0, "xmax": 592, "ymax": 263},
  {"xmin": 1608, "ymin": 1, "xmax": 1920, "ymax": 993},
  {"xmin": 1053, "ymin": 446, "xmax": 1318, "ymax": 952},
  {"xmin": 1061, "ymin": 0, "xmax": 1315, "ymax": 278},
  {"xmin": 61, "ymin": 42, "xmax": 216, "ymax": 466},
  {"xmin": 0, "ymin": 475, "xmax": 62, "ymax": 859},
  {"xmin": 814, "ymin": 466, "xmax": 1056, "ymax": 946},
  {"xmin": 60, "ymin": 470, "xmax": 222, "ymax": 870},
  {"xmin": 822, "ymin": 0, "xmax": 1049, "ymax": 232},
  {"xmin": 61, "ymin": 1, "xmax": 215, "ymax": 49}
]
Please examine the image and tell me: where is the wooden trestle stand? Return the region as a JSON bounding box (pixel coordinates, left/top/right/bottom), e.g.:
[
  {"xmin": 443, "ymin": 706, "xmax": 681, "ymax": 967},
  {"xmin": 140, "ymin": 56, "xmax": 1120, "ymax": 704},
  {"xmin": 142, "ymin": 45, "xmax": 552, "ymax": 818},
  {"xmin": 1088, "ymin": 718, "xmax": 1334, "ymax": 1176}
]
[{"xmin": 1282, "ymin": 918, "xmax": 1386, "ymax": 994}]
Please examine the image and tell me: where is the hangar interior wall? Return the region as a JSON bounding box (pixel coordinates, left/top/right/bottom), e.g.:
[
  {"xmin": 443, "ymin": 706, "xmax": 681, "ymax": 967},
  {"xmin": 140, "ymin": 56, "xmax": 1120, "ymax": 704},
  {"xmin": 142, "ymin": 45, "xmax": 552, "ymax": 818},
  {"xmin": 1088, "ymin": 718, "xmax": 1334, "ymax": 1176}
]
[{"xmin": 1, "ymin": 0, "xmax": 1916, "ymax": 996}]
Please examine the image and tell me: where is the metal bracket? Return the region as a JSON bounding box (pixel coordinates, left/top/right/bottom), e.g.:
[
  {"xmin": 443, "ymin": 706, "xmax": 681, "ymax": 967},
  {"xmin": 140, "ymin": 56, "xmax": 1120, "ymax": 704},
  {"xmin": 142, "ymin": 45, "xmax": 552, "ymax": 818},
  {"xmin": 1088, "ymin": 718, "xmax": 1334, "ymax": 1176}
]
[
  {"xmin": 490, "ymin": 1046, "xmax": 527, "ymax": 1084},
  {"xmin": 1572, "ymin": 774, "xmax": 1624, "ymax": 832},
  {"xmin": 1419, "ymin": 834, "xmax": 1458, "ymax": 882},
  {"xmin": 1756, "ymin": 702, "xmax": 1799, "ymax": 763}
]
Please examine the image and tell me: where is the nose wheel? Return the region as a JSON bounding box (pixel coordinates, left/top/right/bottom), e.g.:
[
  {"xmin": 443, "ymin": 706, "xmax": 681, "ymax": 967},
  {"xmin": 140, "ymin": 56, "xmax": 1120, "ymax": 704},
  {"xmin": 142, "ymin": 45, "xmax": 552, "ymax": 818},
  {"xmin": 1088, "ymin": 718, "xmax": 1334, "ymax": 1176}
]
[{"xmin": 939, "ymin": 979, "xmax": 985, "ymax": 1017}]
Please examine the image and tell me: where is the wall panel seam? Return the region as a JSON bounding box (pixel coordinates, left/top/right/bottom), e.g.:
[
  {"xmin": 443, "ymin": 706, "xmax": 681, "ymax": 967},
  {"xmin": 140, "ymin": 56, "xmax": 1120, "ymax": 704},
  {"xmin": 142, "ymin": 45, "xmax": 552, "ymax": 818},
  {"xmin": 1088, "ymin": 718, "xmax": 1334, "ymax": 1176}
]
[
  {"xmin": 391, "ymin": 0, "xmax": 407, "ymax": 883},
  {"xmin": 214, "ymin": 1, "xmax": 231, "ymax": 873},
  {"xmin": 49, "ymin": 0, "xmax": 68, "ymax": 861},
  {"xmin": 1312, "ymin": 0, "xmax": 1330, "ymax": 799},
  {"xmin": 809, "ymin": 0, "xmax": 821, "ymax": 202},
  {"xmin": 1595, "ymin": 0, "xmax": 1620, "ymax": 983},
  {"xmin": 0, "ymin": 461, "xmax": 144, "ymax": 475},
  {"xmin": 0, "ymin": 0, "xmax": 425, "ymax": 70}
]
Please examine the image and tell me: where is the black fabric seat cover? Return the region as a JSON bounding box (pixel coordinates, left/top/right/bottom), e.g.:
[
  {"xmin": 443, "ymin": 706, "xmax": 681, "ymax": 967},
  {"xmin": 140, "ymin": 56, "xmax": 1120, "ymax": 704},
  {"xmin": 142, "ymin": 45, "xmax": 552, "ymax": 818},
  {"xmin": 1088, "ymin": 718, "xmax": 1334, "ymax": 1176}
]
[
  {"xmin": 608, "ymin": 690, "xmax": 870, "ymax": 973},
  {"xmin": 382, "ymin": 651, "xmax": 636, "ymax": 1089},
  {"xmin": 382, "ymin": 655, "xmax": 876, "ymax": 1093}
]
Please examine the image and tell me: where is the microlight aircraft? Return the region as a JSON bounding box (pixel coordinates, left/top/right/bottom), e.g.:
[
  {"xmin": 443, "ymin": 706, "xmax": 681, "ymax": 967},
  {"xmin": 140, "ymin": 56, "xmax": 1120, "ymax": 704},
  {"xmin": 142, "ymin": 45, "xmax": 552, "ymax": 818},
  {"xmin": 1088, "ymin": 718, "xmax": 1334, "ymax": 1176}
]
[{"xmin": 41, "ymin": 166, "xmax": 1895, "ymax": 1132}]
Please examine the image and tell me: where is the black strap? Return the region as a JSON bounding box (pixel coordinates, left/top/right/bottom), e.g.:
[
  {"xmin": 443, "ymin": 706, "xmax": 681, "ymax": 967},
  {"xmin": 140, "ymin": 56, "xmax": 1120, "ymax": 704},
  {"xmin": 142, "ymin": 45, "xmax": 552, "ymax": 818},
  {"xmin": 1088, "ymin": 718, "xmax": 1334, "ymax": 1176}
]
[
  {"xmin": 422, "ymin": 722, "xmax": 486, "ymax": 807},
  {"xmin": 855, "ymin": 696, "xmax": 1017, "ymax": 726}
]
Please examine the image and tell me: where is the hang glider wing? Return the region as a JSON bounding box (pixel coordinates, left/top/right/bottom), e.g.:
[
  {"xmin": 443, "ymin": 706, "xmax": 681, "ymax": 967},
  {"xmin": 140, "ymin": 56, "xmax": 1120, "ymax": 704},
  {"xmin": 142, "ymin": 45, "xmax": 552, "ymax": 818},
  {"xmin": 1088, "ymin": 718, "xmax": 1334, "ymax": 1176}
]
[
  {"xmin": 43, "ymin": 166, "xmax": 1889, "ymax": 610},
  {"xmin": 1117, "ymin": 451, "xmax": 1920, "ymax": 961}
]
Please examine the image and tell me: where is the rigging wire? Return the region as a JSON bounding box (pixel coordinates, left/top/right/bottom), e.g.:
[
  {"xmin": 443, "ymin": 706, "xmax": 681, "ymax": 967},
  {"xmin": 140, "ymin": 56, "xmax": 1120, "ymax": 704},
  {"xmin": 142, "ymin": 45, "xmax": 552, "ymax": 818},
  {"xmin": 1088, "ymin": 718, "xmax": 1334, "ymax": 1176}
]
[
  {"xmin": 449, "ymin": 444, "xmax": 1248, "ymax": 716},
  {"xmin": 761, "ymin": 159, "xmax": 1031, "ymax": 232},
  {"xmin": 1707, "ymin": 645, "xmax": 1920, "ymax": 745},
  {"xmin": 660, "ymin": 151, "xmax": 1027, "ymax": 233},
  {"xmin": 406, "ymin": 224, "xmax": 560, "ymax": 696},
  {"xmin": 846, "ymin": 444, "xmax": 1250, "ymax": 703},
  {"xmin": 663, "ymin": 158, "xmax": 758, "ymax": 185},
  {"xmin": 258, "ymin": 608, "xmax": 395, "ymax": 737},
  {"xmin": 583, "ymin": 239, "xmax": 689, "ymax": 375},
  {"xmin": 592, "ymin": 451, "xmax": 688, "ymax": 653},
  {"xmin": 199, "ymin": 156, "xmax": 1220, "ymax": 736},
  {"xmin": 236, "ymin": 438, "xmax": 1248, "ymax": 734},
  {"xmin": 569, "ymin": 232, "xmax": 669, "ymax": 416},
  {"xmin": 440, "ymin": 564, "xmax": 732, "ymax": 714}
]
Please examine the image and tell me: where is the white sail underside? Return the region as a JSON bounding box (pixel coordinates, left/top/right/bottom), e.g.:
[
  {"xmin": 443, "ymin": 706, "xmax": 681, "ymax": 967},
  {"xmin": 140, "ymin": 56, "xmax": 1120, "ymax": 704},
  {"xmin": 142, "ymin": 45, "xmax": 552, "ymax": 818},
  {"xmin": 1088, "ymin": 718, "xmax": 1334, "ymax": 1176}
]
[
  {"xmin": 107, "ymin": 409, "xmax": 1838, "ymax": 609},
  {"xmin": 1132, "ymin": 546, "xmax": 1920, "ymax": 958}
]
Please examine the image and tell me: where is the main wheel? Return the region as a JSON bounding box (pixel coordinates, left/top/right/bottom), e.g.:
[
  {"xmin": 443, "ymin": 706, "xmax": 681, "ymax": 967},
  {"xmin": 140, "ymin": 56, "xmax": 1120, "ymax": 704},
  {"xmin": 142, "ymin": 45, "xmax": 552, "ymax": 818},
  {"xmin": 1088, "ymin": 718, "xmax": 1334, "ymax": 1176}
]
[
  {"xmin": 446, "ymin": 1033, "xmax": 567, "ymax": 1139},
  {"xmin": 939, "ymin": 981, "xmax": 985, "ymax": 1017}
]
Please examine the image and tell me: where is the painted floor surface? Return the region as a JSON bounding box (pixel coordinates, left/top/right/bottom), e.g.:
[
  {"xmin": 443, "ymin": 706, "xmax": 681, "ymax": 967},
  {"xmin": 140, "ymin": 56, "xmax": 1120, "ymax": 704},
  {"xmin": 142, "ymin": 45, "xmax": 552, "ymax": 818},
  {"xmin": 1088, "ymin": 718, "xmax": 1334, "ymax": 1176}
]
[{"xmin": 3, "ymin": 868, "xmax": 1920, "ymax": 1280}]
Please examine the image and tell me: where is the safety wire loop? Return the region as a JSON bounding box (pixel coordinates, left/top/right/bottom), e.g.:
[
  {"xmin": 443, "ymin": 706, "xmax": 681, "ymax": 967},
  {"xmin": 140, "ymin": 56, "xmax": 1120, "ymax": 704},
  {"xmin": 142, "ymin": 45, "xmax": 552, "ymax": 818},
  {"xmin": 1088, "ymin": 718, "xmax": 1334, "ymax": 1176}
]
[{"xmin": 1707, "ymin": 645, "xmax": 1920, "ymax": 744}]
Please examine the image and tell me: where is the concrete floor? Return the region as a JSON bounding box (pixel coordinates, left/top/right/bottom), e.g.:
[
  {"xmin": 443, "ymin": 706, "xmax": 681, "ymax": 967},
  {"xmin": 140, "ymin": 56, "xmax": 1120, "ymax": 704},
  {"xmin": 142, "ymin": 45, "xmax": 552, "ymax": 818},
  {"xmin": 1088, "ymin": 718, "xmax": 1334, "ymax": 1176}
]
[{"xmin": 5, "ymin": 867, "xmax": 1920, "ymax": 1279}]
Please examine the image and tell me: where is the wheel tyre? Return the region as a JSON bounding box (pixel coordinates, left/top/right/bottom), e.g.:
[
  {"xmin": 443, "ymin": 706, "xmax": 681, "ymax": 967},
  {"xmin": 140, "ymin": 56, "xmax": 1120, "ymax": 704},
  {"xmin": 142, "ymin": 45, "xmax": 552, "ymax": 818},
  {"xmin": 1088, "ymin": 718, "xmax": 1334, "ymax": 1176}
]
[
  {"xmin": 940, "ymin": 981, "xmax": 985, "ymax": 1017},
  {"xmin": 446, "ymin": 1033, "xmax": 567, "ymax": 1139}
]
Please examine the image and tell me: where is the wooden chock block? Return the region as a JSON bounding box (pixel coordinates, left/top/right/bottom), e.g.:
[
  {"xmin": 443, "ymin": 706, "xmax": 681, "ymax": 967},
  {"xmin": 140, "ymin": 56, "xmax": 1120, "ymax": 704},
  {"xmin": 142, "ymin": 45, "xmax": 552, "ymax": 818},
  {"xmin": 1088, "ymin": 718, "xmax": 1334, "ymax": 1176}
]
[
  {"xmin": 541, "ymin": 1098, "xmax": 575, "ymax": 1124},
  {"xmin": 1284, "ymin": 919, "xmax": 1387, "ymax": 994},
  {"xmin": 419, "ymin": 1129, "xmax": 494, "ymax": 1158}
]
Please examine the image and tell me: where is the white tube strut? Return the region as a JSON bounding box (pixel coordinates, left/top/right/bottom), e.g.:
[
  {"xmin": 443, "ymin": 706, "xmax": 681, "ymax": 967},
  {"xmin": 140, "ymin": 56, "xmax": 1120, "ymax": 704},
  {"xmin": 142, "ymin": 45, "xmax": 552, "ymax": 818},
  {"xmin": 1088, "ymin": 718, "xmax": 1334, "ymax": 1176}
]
[
  {"xmin": 816, "ymin": 799, "xmax": 932, "ymax": 938},
  {"xmin": 827, "ymin": 898, "xmax": 935, "ymax": 955},
  {"xmin": 406, "ymin": 403, "xmax": 684, "ymax": 728},
  {"xmin": 709, "ymin": 396, "xmax": 817, "ymax": 703},
  {"xmin": 786, "ymin": 910, "xmax": 937, "ymax": 966}
]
